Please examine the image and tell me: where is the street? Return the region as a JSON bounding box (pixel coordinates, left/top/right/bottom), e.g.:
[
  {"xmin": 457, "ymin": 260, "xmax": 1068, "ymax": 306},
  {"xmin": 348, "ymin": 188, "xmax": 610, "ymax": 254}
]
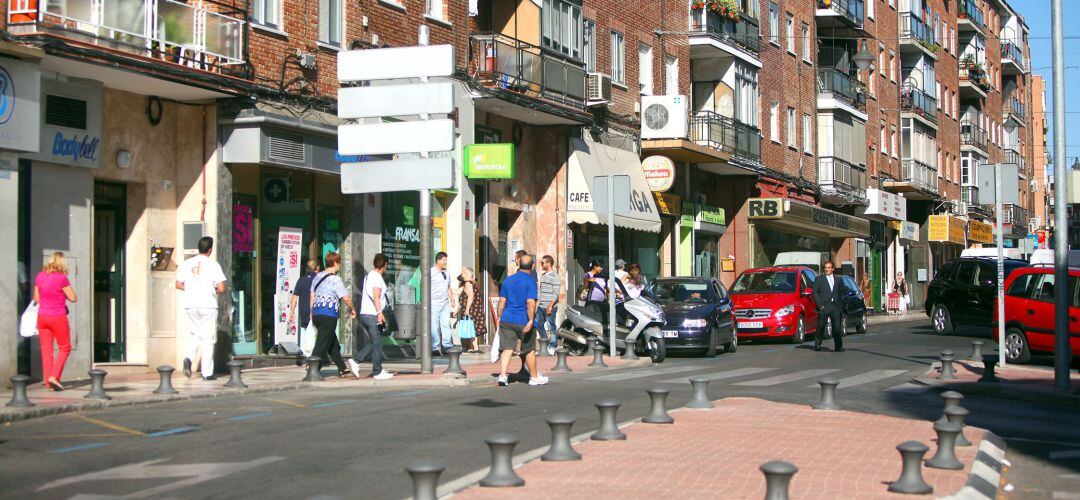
[{"xmin": 2, "ymin": 319, "xmax": 1077, "ymax": 499}]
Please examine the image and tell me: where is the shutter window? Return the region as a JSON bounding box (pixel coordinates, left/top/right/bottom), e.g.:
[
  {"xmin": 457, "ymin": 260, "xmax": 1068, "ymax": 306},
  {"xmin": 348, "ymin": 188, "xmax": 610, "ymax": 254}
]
[
  {"xmin": 267, "ymin": 130, "xmax": 305, "ymax": 164},
  {"xmin": 45, "ymin": 94, "xmax": 88, "ymax": 130}
]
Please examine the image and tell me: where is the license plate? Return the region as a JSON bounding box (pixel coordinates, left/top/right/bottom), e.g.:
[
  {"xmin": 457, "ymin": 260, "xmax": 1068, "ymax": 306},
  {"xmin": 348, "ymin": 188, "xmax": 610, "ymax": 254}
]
[
  {"xmin": 662, "ymin": 330, "xmax": 680, "ymax": 338},
  {"xmin": 738, "ymin": 321, "xmax": 764, "ymax": 329}
]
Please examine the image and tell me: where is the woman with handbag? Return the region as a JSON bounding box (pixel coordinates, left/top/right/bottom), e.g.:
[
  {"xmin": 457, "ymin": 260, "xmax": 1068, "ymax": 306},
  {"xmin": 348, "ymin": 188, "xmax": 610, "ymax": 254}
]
[
  {"xmin": 457, "ymin": 267, "xmax": 485, "ymax": 353},
  {"xmin": 309, "ymin": 252, "xmax": 354, "ymax": 378},
  {"xmin": 348, "ymin": 253, "xmax": 393, "ymax": 380},
  {"xmin": 34, "ymin": 252, "xmax": 77, "ymax": 391}
]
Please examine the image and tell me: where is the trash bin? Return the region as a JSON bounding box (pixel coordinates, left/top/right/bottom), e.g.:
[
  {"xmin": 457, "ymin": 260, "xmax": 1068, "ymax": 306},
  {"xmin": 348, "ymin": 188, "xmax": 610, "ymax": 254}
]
[{"xmin": 393, "ymin": 303, "xmax": 418, "ymax": 341}]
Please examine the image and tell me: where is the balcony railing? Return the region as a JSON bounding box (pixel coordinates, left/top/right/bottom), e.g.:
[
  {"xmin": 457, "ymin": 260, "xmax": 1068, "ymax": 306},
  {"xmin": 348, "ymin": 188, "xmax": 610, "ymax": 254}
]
[
  {"xmin": 958, "ymin": 0, "xmax": 985, "ymax": 29},
  {"xmin": 960, "ymin": 121, "xmax": 988, "ymax": 150},
  {"xmin": 1004, "ymin": 148, "xmax": 1025, "ymax": 174},
  {"xmin": 468, "ymin": 33, "xmax": 587, "ymax": 108},
  {"xmin": 899, "ymin": 12, "xmax": 937, "ymax": 52},
  {"xmin": 817, "ymin": 0, "xmax": 864, "ymax": 29},
  {"xmin": 7, "ymin": 0, "xmax": 246, "ymax": 67},
  {"xmin": 900, "ymin": 158, "xmax": 939, "ymax": 194},
  {"xmin": 1002, "ymin": 204, "xmax": 1029, "ymax": 228},
  {"xmin": 1001, "ymin": 40, "xmax": 1025, "ymax": 69},
  {"xmin": 901, "ymin": 84, "xmax": 937, "ymax": 123},
  {"xmin": 817, "ymin": 68, "xmax": 866, "ymax": 111},
  {"xmin": 819, "ymin": 156, "xmax": 867, "ymax": 194},
  {"xmin": 689, "ymin": 111, "xmax": 761, "ymax": 162},
  {"xmin": 690, "ymin": 10, "xmax": 760, "ymax": 55},
  {"xmin": 1006, "ymin": 95, "xmax": 1026, "ymax": 121},
  {"xmin": 959, "ymin": 61, "xmax": 992, "ymax": 94}
]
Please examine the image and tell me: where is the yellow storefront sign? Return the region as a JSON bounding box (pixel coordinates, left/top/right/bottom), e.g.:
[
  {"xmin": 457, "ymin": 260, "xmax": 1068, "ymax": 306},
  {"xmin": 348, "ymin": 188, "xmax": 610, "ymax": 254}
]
[
  {"xmin": 928, "ymin": 215, "xmax": 966, "ymax": 245},
  {"xmin": 968, "ymin": 220, "xmax": 994, "ymax": 244}
]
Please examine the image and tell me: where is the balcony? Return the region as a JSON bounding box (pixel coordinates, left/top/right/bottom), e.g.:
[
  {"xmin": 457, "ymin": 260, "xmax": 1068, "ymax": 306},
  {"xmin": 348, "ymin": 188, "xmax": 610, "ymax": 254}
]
[
  {"xmin": 817, "ymin": 68, "xmax": 866, "ymax": 115},
  {"xmin": 1005, "ymin": 95, "xmax": 1026, "ymax": 127},
  {"xmin": 899, "ymin": 12, "xmax": 938, "ymax": 58},
  {"xmin": 1004, "ymin": 148, "xmax": 1026, "ymax": 176},
  {"xmin": 817, "ymin": 0, "xmax": 865, "ymax": 31},
  {"xmin": 884, "ymin": 158, "xmax": 939, "ymax": 199},
  {"xmin": 1001, "ymin": 204, "xmax": 1030, "ymax": 235},
  {"xmin": 468, "ymin": 33, "xmax": 587, "ymax": 114},
  {"xmin": 689, "ymin": 9, "xmax": 760, "ymax": 59},
  {"xmin": 819, "ymin": 156, "xmax": 868, "ymax": 204},
  {"xmin": 958, "ymin": 61, "xmax": 991, "ymax": 99},
  {"xmin": 960, "ymin": 121, "xmax": 989, "ymax": 153},
  {"xmin": 1001, "ymin": 40, "xmax": 1028, "ymax": 74},
  {"xmin": 962, "ymin": 186, "xmax": 995, "ymax": 219},
  {"xmin": 6, "ymin": 0, "xmax": 246, "ymax": 72},
  {"xmin": 957, "ymin": 0, "xmax": 985, "ymax": 33},
  {"xmin": 900, "ymin": 84, "xmax": 937, "ymax": 125},
  {"xmin": 689, "ymin": 112, "xmax": 761, "ymax": 162}
]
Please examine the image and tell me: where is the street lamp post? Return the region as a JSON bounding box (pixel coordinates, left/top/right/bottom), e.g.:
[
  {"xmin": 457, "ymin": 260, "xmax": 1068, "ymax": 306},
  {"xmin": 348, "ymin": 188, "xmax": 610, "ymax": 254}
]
[{"xmin": 1051, "ymin": 0, "xmax": 1071, "ymax": 390}]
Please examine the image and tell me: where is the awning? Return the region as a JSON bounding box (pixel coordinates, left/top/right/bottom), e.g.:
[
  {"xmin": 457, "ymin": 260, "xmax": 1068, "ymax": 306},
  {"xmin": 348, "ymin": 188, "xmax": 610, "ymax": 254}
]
[
  {"xmin": 567, "ymin": 137, "xmax": 662, "ymax": 232},
  {"xmin": 746, "ymin": 198, "xmax": 870, "ymax": 239}
]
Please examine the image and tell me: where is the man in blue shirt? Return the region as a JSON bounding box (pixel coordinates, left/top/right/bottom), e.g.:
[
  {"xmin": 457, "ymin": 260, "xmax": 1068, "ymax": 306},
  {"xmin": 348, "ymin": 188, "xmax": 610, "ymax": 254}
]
[{"xmin": 495, "ymin": 254, "xmax": 546, "ymax": 386}]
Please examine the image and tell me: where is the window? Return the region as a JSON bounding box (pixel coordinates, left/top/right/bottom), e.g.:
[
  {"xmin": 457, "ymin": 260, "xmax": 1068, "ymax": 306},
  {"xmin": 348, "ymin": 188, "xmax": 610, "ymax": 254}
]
[
  {"xmin": 638, "ymin": 43, "xmax": 654, "ymax": 95},
  {"xmin": 252, "ymin": 0, "xmax": 281, "ymax": 28},
  {"xmin": 801, "ymin": 24, "xmax": 810, "ymax": 62},
  {"xmin": 880, "ymin": 124, "xmax": 887, "ymax": 156},
  {"xmin": 867, "ymin": 0, "xmax": 874, "ymax": 18},
  {"xmin": 889, "ymin": 51, "xmax": 896, "ymax": 81},
  {"xmin": 786, "ymin": 107, "xmax": 796, "ymax": 148},
  {"xmin": 879, "ymin": 43, "xmax": 886, "ymax": 79},
  {"xmin": 319, "ymin": 0, "xmax": 344, "ymax": 46},
  {"xmin": 424, "ymin": 0, "xmax": 442, "ymax": 20},
  {"xmin": 543, "ymin": 0, "xmax": 583, "ymax": 59},
  {"xmin": 786, "ymin": 14, "xmax": 795, "ymax": 54},
  {"xmin": 611, "ymin": 31, "xmax": 625, "ymax": 85},
  {"xmin": 1033, "ymin": 274, "xmax": 1056, "ymax": 302},
  {"xmin": 664, "ymin": 55, "xmax": 679, "ymax": 96},
  {"xmin": 891, "ymin": 126, "xmax": 898, "ymax": 158},
  {"xmin": 735, "ymin": 61, "xmax": 759, "ymax": 126},
  {"xmin": 935, "ymin": 82, "xmax": 941, "ymax": 109},
  {"xmin": 769, "ymin": 3, "xmax": 779, "ymax": 45},
  {"xmin": 1006, "ymin": 273, "xmax": 1034, "ymax": 298},
  {"xmin": 770, "ymin": 101, "xmax": 780, "ymax": 142},
  {"xmin": 869, "ymin": 68, "xmax": 875, "ymax": 95},
  {"xmin": 583, "ymin": 19, "xmax": 597, "ymax": 72},
  {"xmin": 955, "ymin": 262, "xmax": 977, "ymax": 286},
  {"xmin": 802, "ymin": 114, "xmax": 812, "ymax": 154}
]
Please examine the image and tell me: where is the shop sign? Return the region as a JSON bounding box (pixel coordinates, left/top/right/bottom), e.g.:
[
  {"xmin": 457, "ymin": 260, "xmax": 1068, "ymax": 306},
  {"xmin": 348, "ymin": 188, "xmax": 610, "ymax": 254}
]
[
  {"xmin": 24, "ymin": 78, "xmax": 103, "ymax": 168},
  {"xmin": 273, "ymin": 227, "xmax": 304, "ymax": 347},
  {"xmin": 641, "ymin": 155, "xmax": 675, "ymax": 192},
  {"xmin": 463, "ymin": 143, "xmax": 514, "ymax": 179},
  {"xmin": 680, "ymin": 202, "xmax": 726, "ymax": 232},
  {"xmin": 863, "ymin": 189, "xmax": 907, "ymax": 221},
  {"xmin": 653, "ymin": 192, "xmax": 682, "ymax": 216},
  {"xmin": 698, "ymin": 204, "xmax": 725, "ymax": 225},
  {"xmin": 928, "ymin": 215, "xmax": 966, "ymax": 245},
  {"xmin": 899, "ymin": 221, "xmax": 920, "ymax": 242},
  {"xmin": 759, "ymin": 199, "xmax": 871, "ymax": 238},
  {"xmin": 747, "ymin": 198, "xmax": 786, "ymax": 220},
  {"xmin": 382, "ymin": 191, "xmax": 422, "ymax": 302},
  {"xmin": 232, "ymin": 204, "xmax": 254, "ymax": 253},
  {"xmin": 0, "ymin": 58, "xmax": 40, "ymax": 153},
  {"xmin": 968, "ymin": 220, "xmax": 994, "ymax": 244}
]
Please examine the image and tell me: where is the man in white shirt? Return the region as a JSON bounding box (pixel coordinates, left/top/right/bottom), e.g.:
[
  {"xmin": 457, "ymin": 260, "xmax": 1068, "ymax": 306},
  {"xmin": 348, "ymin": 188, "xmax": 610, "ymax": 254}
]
[
  {"xmin": 175, "ymin": 237, "xmax": 227, "ymax": 380},
  {"xmin": 348, "ymin": 253, "xmax": 393, "ymax": 380},
  {"xmin": 430, "ymin": 252, "xmax": 457, "ymax": 354}
]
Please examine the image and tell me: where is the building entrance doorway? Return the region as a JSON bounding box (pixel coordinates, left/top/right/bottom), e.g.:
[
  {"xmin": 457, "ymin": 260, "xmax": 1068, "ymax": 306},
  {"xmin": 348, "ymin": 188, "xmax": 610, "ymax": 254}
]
[{"xmin": 93, "ymin": 181, "xmax": 127, "ymax": 362}]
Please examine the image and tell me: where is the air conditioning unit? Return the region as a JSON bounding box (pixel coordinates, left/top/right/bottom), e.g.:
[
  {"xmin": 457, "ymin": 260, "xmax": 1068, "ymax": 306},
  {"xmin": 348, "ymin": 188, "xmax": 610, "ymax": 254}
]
[
  {"xmin": 640, "ymin": 95, "xmax": 689, "ymax": 140},
  {"xmin": 951, "ymin": 199, "xmax": 968, "ymax": 216},
  {"xmin": 587, "ymin": 73, "xmax": 612, "ymax": 106},
  {"xmin": 1029, "ymin": 217, "xmax": 1040, "ymax": 228}
]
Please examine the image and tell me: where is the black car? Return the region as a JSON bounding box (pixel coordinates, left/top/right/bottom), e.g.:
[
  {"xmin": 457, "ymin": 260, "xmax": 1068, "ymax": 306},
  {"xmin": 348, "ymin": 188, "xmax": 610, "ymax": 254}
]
[
  {"xmin": 649, "ymin": 277, "xmax": 736, "ymax": 357},
  {"xmin": 925, "ymin": 257, "xmax": 1029, "ymax": 334},
  {"xmin": 829, "ymin": 274, "xmax": 869, "ymax": 336}
]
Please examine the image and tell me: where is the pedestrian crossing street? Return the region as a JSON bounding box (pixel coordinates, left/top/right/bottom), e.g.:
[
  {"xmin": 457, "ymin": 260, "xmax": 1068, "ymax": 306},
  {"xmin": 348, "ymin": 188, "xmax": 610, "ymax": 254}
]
[{"xmin": 582, "ymin": 365, "xmax": 924, "ymax": 393}]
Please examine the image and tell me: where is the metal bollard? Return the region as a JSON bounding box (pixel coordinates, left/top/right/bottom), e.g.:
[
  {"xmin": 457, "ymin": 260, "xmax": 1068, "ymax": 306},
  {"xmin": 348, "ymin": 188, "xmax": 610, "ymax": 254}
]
[
  {"xmin": 887, "ymin": 441, "xmax": 934, "ymax": 494},
  {"xmin": 936, "ymin": 391, "xmax": 964, "ymax": 425},
  {"xmin": 478, "ymin": 433, "xmax": 525, "ymax": 487},
  {"xmin": 979, "ymin": 355, "xmax": 1000, "ymax": 383},
  {"xmin": 813, "ymin": 377, "xmax": 841, "ymax": 410},
  {"xmin": 6, "ymin": 375, "xmax": 34, "ymax": 408},
  {"xmin": 540, "ymin": 413, "xmax": 582, "ymax": 462},
  {"xmin": 303, "ymin": 356, "xmax": 325, "ymax": 382},
  {"xmin": 224, "ymin": 360, "xmax": 248, "ymax": 389},
  {"xmin": 588, "ymin": 343, "xmax": 608, "ymax": 368},
  {"xmin": 591, "ymin": 399, "xmax": 627, "ymax": 440},
  {"xmin": 153, "ymin": 365, "xmax": 178, "ymax": 395},
  {"xmin": 925, "ymin": 421, "xmax": 964, "ymax": 470},
  {"xmin": 405, "ymin": 460, "xmax": 444, "ymax": 500},
  {"xmin": 938, "ymin": 351, "xmax": 957, "ymax": 380},
  {"xmin": 84, "ymin": 369, "xmax": 111, "ymax": 400},
  {"xmin": 621, "ymin": 338, "xmax": 639, "ymax": 360},
  {"xmin": 551, "ymin": 348, "xmax": 572, "ymax": 373},
  {"xmin": 686, "ymin": 377, "xmax": 714, "ymax": 409},
  {"xmin": 642, "ymin": 387, "xmax": 674, "ymax": 424},
  {"xmin": 444, "ymin": 348, "xmax": 466, "ymax": 377},
  {"xmin": 945, "ymin": 406, "xmax": 972, "ymax": 447},
  {"xmin": 969, "ymin": 340, "xmax": 985, "ymax": 361},
  {"xmin": 760, "ymin": 461, "xmax": 798, "ymax": 500}
]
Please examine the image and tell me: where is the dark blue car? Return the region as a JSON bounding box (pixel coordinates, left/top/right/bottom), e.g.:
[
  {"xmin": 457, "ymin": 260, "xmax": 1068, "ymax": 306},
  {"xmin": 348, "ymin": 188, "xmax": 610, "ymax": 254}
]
[{"xmin": 650, "ymin": 277, "xmax": 737, "ymax": 357}]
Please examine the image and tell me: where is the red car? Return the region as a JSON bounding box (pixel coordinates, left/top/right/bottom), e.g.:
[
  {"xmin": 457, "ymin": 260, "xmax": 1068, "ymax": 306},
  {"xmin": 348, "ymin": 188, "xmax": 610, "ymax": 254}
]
[
  {"xmin": 996, "ymin": 267, "xmax": 1080, "ymax": 364},
  {"xmin": 730, "ymin": 266, "xmax": 821, "ymax": 343}
]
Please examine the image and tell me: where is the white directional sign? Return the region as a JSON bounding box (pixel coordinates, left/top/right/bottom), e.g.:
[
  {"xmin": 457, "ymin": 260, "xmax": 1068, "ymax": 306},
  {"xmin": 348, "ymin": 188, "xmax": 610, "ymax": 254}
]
[
  {"xmin": 338, "ymin": 119, "xmax": 455, "ymax": 156},
  {"xmin": 337, "ymin": 45, "xmax": 454, "ymax": 82},
  {"xmin": 338, "ymin": 82, "xmax": 455, "ymax": 119},
  {"xmin": 341, "ymin": 158, "xmax": 454, "ymax": 194}
]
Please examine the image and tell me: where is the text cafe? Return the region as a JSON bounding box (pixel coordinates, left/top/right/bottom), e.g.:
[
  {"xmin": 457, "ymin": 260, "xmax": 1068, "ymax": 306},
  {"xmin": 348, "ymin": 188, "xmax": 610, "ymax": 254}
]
[{"xmin": 746, "ymin": 198, "xmax": 871, "ymax": 270}]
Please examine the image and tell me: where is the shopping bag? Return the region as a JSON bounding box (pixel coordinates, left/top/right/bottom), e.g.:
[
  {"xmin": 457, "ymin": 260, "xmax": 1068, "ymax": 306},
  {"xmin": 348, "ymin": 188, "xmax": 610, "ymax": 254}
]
[
  {"xmin": 300, "ymin": 321, "xmax": 316, "ymax": 356},
  {"xmin": 20, "ymin": 302, "xmax": 39, "ymax": 338},
  {"xmin": 458, "ymin": 318, "xmax": 477, "ymax": 340},
  {"xmin": 489, "ymin": 332, "xmax": 500, "ymax": 363}
]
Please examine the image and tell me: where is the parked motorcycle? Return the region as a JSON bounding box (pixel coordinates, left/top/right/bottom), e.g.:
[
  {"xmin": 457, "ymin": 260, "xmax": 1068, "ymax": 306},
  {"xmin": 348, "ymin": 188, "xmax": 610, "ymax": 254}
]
[{"xmin": 556, "ymin": 279, "xmax": 668, "ymax": 362}]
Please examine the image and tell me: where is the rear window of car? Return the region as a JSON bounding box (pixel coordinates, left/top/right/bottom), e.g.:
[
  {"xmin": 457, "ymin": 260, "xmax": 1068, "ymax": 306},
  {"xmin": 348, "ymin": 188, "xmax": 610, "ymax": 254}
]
[
  {"xmin": 955, "ymin": 262, "xmax": 977, "ymax": 286},
  {"xmin": 1007, "ymin": 273, "xmax": 1037, "ymax": 297},
  {"xmin": 936, "ymin": 262, "xmax": 958, "ymax": 282}
]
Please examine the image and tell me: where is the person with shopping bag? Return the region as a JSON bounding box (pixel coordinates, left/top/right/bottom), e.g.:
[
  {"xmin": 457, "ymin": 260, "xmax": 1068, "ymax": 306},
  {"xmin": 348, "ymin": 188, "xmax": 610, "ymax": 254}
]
[
  {"xmin": 456, "ymin": 267, "xmax": 485, "ymax": 354},
  {"xmin": 289, "ymin": 259, "xmax": 321, "ymax": 363},
  {"xmin": 347, "ymin": 253, "xmax": 393, "ymax": 380},
  {"xmin": 33, "ymin": 252, "xmax": 78, "ymax": 391}
]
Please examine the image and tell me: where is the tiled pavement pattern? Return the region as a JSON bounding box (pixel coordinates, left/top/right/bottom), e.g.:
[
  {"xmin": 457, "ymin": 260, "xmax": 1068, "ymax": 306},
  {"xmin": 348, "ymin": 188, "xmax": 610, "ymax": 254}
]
[
  {"xmin": 916, "ymin": 358, "xmax": 1080, "ymax": 402},
  {"xmin": 454, "ymin": 397, "xmax": 984, "ymax": 500}
]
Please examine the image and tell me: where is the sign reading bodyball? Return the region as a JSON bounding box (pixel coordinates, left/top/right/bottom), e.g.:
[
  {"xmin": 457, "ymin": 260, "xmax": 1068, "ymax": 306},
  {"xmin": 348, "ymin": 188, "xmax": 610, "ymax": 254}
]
[
  {"xmin": 463, "ymin": 143, "xmax": 514, "ymax": 179},
  {"xmin": 273, "ymin": 227, "xmax": 304, "ymax": 347}
]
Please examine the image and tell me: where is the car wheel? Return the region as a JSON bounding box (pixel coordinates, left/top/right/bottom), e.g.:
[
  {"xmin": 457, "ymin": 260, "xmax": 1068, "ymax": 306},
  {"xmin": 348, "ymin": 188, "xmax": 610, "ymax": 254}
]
[
  {"xmin": 704, "ymin": 328, "xmax": 718, "ymax": 358},
  {"xmin": 931, "ymin": 304, "xmax": 954, "ymax": 335},
  {"xmin": 789, "ymin": 315, "xmax": 805, "ymax": 344},
  {"xmin": 840, "ymin": 316, "xmax": 848, "ymax": 337},
  {"xmin": 723, "ymin": 326, "xmax": 738, "ymax": 353},
  {"xmin": 855, "ymin": 313, "xmax": 868, "ymax": 335},
  {"xmin": 648, "ymin": 337, "xmax": 666, "ymax": 363},
  {"xmin": 1004, "ymin": 328, "xmax": 1032, "ymax": 364}
]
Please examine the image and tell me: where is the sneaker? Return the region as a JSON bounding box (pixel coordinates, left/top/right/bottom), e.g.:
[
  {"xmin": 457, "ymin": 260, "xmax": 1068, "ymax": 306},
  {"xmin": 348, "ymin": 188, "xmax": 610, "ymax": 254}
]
[
  {"xmin": 528, "ymin": 377, "xmax": 549, "ymax": 386},
  {"xmin": 497, "ymin": 375, "xmax": 508, "ymax": 387},
  {"xmin": 202, "ymin": 375, "xmax": 217, "ymax": 381},
  {"xmin": 547, "ymin": 345, "xmax": 556, "ymax": 356},
  {"xmin": 183, "ymin": 358, "xmax": 192, "ymax": 379},
  {"xmin": 347, "ymin": 359, "xmax": 361, "ymax": 379},
  {"xmin": 374, "ymin": 371, "xmax": 394, "ymax": 380}
]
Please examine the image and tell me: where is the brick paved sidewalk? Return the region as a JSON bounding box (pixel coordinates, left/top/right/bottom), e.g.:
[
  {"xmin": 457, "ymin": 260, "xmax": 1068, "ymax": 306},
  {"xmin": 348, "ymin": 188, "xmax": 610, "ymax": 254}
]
[
  {"xmin": 0, "ymin": 351, "xmax": 646, "ymax": 423},
  {"xmin": 454, "ymin": 397, "xmax": 983, "ymax": 500}
]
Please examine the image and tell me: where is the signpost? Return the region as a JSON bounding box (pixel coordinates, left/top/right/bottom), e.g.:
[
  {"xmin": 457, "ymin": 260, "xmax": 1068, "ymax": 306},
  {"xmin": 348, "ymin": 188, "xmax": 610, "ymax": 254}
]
[
  {"xmin": 594, "ymin": 175, "xmax": 630, "ymax": 357},
  {"xmin": 337, "ymin": 42, "xmax": 456, "ymax": 374},
  {"xmin": 977, "ymin": 163, "xmax": 1019, "ymax": 368}
]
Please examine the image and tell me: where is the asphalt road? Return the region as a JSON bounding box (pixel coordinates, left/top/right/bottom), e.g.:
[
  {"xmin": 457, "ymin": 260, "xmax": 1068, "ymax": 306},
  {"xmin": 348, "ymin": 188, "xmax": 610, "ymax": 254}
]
[{"xmin": 1, "ymin": 320, "xmax": 1077, "ymax": 499}]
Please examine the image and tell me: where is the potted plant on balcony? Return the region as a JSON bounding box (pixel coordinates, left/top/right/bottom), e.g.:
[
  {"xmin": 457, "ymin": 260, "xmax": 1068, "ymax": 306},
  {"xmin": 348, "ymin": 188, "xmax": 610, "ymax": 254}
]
[
  {"xmin": 960, "ymin": 54, "xmax": 975, "ymax": 68},
  {"xmin": 692, "ymin": 0, "xmax": 739, "ymax": 20}
]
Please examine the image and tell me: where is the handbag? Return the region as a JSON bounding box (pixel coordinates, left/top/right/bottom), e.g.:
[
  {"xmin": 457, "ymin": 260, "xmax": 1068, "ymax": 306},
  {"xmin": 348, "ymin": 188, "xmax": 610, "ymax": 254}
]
[
  {"xmin": 489, "ymin": 332, "xmax": 501, "ymax": 363},
  {"xmin": 458, "ymin": 317, "xmax": 477, "ymax": 340},
  {"xmin": 20, "ymin": 302, "xmax": 39, "ymax": 338}
]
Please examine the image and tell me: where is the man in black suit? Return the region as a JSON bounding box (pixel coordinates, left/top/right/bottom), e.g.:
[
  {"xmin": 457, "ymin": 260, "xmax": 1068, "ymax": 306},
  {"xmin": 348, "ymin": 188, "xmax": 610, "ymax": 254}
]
[{"xmin": 811, "ymin": 261, "xmax": 845, "ymax": 352}]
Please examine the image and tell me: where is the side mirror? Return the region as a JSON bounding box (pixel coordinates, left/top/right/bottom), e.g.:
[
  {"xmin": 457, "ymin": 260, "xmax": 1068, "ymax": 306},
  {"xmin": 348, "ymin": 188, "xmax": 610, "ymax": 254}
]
[
  {"xmin": 801, "ymin": 289, "xmax": 812, "ymax": 297},
  {"xmin": 718, "ymin": 297, "xmax": 731, "ymax": 305},
  {"xmin": 847, "ymin": 290, "xmax": 857, "ymax": 297}
]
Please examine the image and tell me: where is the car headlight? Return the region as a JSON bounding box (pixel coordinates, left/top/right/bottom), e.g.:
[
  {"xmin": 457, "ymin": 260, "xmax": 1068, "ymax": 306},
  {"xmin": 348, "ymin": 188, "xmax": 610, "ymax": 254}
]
[
  {"xmin": 775, "ymin": 304, "xmax": 796, "ymax": 318},
  {"xmin": 682, "ymin": 318, "xmax": 707, "ymax": 328}
]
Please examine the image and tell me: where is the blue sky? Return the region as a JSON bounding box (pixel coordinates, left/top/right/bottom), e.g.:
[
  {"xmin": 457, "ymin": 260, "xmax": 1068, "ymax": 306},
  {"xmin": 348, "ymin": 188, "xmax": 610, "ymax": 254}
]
[{"xmin": 1013, "ymin": 0, "xmax": 1078, "ymax": 167}]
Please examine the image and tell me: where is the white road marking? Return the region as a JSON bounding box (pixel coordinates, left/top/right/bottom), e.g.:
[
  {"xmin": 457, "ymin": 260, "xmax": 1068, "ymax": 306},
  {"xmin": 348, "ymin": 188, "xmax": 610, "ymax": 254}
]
[
  {"xmin": 804, "ymin": 370, "xmax": 908, "ymax": 389},
  {"xmin": 37, "ymin": 456, "xmax": 284, "ymax": 498},
  {"xmin": 1050, "ymin": 449, "xmax": 1080, "ymax": 460},
  {"xmin": 658, "ymin": 367, "xmax": 776, "ymax": 385},
  {"xmin": 733, "ymin": 368, "xmax": 840, "ymax": 387},
  {"xmin": 1053, "ymin": 492, "xmax": 1080, "ymax": 500},
  {"xmin": 882, "ymin": 382, "xmax": 930, "ymax": 394},
  {"xmin": 586, "ymin": 365, "xmax": 702, "ymax": 381}
]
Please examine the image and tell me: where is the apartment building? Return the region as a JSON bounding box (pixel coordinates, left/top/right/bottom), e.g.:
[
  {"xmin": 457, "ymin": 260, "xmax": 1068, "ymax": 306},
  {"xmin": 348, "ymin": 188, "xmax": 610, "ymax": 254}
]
[{"xmin": 1031, "ymin": 75, "xmax": 1049, "ymax": 232}]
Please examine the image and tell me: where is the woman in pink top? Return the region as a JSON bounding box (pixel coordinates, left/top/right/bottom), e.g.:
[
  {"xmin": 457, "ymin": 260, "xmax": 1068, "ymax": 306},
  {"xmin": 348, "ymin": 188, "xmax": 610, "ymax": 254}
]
[{"xmin": 33, "ymin": 252, "xmax": 77, "ymax": 391}]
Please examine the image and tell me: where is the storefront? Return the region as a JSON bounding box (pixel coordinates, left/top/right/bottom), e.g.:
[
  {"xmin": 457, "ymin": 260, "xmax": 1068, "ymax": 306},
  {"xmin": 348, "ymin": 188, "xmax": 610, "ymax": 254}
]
[
  {"xmin": 921, "ymin": 214, "xmax": 967, "ymax": 309},
  {"xmin": 861, "ymin": 189, "xmax": 908, "ymax": 310},
  {"xmin": 888, "ymin": 219, "xmax": 921, "ymax": 307},
  {"xmin": 745, "ymin": 198, "xmax": 871, "ymax": 272},
  {"xmin": 679, "ymin": 202, "xmax": 726, "ymax": 279}
]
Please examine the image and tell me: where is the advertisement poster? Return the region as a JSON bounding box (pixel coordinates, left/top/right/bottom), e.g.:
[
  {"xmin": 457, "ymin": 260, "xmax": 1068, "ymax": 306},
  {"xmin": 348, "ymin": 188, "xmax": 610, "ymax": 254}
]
[
  {"xmin": 233, "ymin": 204, "xmax": 254, "ymax": 253},
  {"xmin": 382, "ymin": 192, "xmax": 421, "ymax": 304},
  {"xmin": 273, "ymin": 227, "xmax": 303, "ymax": 346}
]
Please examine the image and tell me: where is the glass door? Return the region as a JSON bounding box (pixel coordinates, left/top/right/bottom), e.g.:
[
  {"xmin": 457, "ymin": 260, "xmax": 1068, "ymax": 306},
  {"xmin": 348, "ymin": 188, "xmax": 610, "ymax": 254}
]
[
  {"xmin": 93, "ymin": 181, "xmax": 126, "ymax": 363},
  {"xmin": 231, "ymin": 194, "xmax": 258, "ymax": 355}
]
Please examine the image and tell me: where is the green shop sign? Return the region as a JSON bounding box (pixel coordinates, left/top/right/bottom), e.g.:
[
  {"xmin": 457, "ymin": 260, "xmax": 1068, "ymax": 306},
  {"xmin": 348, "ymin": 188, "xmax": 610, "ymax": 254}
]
[
  {"xmin": 464, "ymin": 143, "xmax": 514, "ymax": 179},
  {"xmin": 680, "ymin": 202, "xmax": 726, "ymax": 226}
]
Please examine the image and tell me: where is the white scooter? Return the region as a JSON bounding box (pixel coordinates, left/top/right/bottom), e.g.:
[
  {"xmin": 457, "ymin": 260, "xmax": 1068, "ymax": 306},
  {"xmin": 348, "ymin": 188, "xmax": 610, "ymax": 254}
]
[{"xmin": 557, "ymin": 279, "xmax": 668, "ymax": 363}]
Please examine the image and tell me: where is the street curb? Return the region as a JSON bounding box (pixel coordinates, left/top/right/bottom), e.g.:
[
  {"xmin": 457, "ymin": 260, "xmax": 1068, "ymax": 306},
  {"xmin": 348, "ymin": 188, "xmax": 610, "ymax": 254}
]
[
  {"xmin": 940, "ymin": 432, "xmax": 1008, "ymax": 500},
  {"xmin": 913, "ymin": 363, "xmax": 1080, "ymax": 407},
  {"xmin": 866, "ymin": 314, "xmax": 928, "ymax": 327}
]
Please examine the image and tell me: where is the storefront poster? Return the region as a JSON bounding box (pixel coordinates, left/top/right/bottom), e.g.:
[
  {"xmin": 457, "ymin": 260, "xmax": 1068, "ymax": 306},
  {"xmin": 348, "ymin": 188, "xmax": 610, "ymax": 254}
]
[
  {"xmin": 382, "ymin": 192, "xmax": 421, "ymax": 304},
  {"xmin": 233, "ymin": 204, "xmax": 254, "ymax": 253},
  {"xmin": 273, "ymin": 227, "xmax": 303, "ymax": 346},
  {"xmin": 927, "ymin": 215, "xmax": 966, "ymax": 245},
  {"xmin": 968, "ymin": 220, "xmax": 994, "ymax": 244}
]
